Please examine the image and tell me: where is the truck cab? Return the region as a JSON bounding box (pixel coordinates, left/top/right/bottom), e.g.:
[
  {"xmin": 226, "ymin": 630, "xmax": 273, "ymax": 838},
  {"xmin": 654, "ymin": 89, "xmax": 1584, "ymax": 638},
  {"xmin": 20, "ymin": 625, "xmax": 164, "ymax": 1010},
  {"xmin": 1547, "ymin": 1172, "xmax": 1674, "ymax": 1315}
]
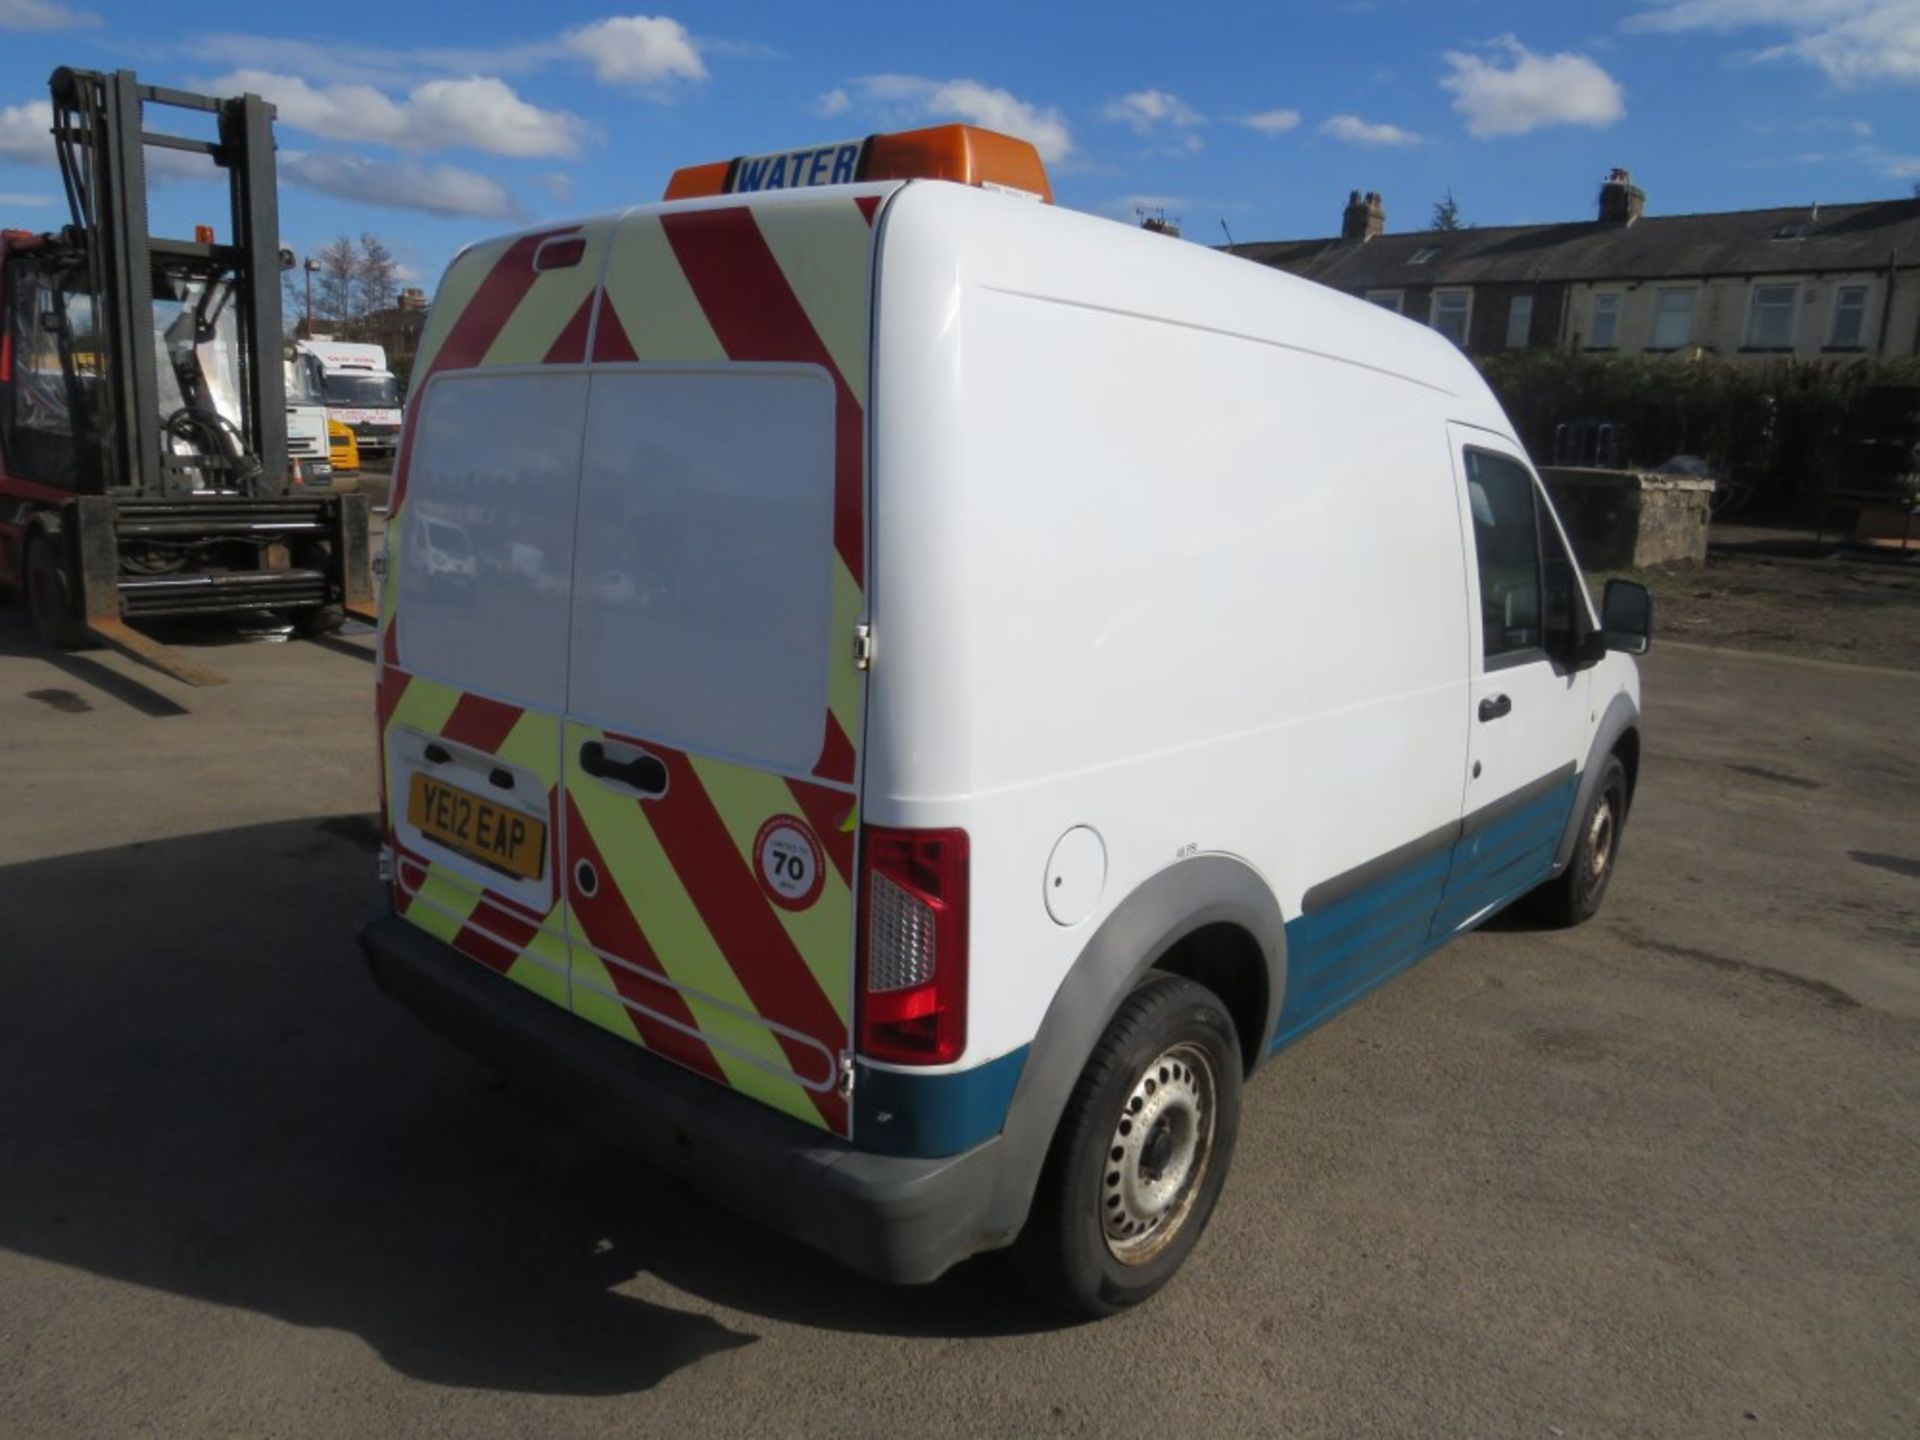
[
  {"xmin": 297, "ymin": 338, "xmax": 402, "ymax": 461},
  {"xmin": 284, "ymin": 350, "xmax": 332, "ymax": 488}
]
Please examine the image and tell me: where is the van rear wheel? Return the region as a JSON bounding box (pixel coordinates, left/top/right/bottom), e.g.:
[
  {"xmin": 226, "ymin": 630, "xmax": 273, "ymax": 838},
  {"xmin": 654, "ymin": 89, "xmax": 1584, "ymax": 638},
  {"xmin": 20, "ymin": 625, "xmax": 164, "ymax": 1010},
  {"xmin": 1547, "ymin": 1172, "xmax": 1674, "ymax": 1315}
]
[{"xmin": 1014, "ymin": 975, "xmax": 1241, "ymax": 1317}]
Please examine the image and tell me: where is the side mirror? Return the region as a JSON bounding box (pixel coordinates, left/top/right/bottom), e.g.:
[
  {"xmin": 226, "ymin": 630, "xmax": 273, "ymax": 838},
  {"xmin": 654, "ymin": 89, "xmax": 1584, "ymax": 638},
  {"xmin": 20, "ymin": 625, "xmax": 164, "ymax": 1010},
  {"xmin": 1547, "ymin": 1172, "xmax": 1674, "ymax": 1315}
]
[{"xmin": 1601, "ymin": 578, "xmax": 1653, "ymax": 655}]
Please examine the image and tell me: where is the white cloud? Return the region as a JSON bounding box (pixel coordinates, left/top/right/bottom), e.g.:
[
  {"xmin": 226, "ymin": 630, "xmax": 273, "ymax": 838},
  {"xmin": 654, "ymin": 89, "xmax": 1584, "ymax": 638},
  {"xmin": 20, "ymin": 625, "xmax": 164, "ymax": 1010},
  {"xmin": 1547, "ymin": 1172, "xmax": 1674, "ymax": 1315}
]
[
  {"xmin": 0, "ymin": 0, "xmax": 98, "ymax": 29},
  {"xmin": 0, "ymin": 100, "xmax": 51, "ymax": 164},
  {"xmin": 563, "ymin": 15, "xmax": 707, "ymax": 88},
  {"xmin": 1239, "ymin": 108, "xmax": 1303, "ymax": 134},
  {"xmin": 0, "ymin": 191, "xmax": 55, "ymax": 205},
  {"xmin": 1441, "ymin": 36, "xmax": 1626, "ymax": 137},
  {"xmin": 0, "ymin": 96, "xmax": 234, "ymax": 181},
  {"xmin": 1102, "ymin": 89, "xmax": 1205, "ymax": 132},
  {"xmin": 210, "ymin": 70, "xmax": 584, "ymax": 158},
  {"xmin": 1888, "ymin": 155, "xmax": 1920, "ymax": 176},
  {"xmin": 852, "ymin": 75, "xmax": 1074, "ymax": 162},
  {"xmin": 193, "ymin": 17, "xmax": 714, "ymax": 93},
  {"xmin": 281, "ymin": 154, "xmax": 521, "ymax": 220},
  {"xmin": 815, "ymin": 87, "xmax": 851, "ymax": 117},
  {"xmin": 1626, "ymin": 1, "xmax": 1920, "ymax": 86},
  {"xmin": 1320, "ymin": 113, "xmax": 1423, "ymax": 146}
]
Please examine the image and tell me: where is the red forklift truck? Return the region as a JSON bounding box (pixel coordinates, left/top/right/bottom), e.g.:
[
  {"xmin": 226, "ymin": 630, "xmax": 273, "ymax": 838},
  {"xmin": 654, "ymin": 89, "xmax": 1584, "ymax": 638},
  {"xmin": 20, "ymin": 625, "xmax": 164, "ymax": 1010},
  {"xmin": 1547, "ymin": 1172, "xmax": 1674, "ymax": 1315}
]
[{"xmin": 0, "ymin": 67, "xmax": 372, "ymax": 686}]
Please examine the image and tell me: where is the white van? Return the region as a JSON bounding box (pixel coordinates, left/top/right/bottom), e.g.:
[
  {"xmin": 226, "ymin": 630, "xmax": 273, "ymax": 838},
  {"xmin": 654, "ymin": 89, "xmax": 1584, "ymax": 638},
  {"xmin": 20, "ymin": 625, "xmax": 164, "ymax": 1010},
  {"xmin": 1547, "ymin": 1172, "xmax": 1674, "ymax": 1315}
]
[
  {"xmin": 361, "ymin": 126, "xmax": 1652, "ymax": 1315},
  {"xmin": 297, "ymin": 338, "xmax": 402, "ymax": 460}
]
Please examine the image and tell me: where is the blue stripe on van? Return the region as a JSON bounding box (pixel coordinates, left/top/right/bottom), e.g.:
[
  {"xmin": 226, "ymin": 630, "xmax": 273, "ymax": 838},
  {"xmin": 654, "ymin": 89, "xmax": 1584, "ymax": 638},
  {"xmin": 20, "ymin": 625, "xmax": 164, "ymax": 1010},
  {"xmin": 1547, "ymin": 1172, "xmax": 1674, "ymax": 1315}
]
[
  {"xmin": 1270, "ymin": 771, "xmax": 1577, "ymax": 1054},
  {"xmin": 854, "ymin": 1045, "xmax": 1030, "ymax": 1158}
]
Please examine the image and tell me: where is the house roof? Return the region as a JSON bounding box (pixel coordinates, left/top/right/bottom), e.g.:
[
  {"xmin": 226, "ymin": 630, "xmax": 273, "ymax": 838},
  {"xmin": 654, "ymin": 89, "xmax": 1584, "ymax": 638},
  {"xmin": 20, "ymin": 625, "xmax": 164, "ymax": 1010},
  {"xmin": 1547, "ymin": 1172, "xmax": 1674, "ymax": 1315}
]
[{"xmin": 1225, "ymin": 198, "xmax": 1920, "ymax": 289}]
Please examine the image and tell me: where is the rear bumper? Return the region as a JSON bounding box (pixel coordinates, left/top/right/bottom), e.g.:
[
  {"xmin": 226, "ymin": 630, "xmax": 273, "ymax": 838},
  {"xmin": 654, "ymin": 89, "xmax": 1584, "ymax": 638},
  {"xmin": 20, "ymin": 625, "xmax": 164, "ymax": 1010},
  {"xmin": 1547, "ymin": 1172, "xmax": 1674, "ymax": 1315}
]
[{"xmin": 361, "ymin": 914, "xmax": 1008, "ymax": 1285}]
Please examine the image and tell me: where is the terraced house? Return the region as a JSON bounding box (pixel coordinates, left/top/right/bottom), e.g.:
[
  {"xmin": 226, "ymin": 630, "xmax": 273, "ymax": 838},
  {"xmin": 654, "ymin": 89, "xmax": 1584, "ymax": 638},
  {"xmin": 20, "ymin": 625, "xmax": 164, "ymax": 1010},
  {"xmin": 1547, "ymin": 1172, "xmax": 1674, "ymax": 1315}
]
[{"xmin": 1230, "ymin": 172, "xmax": 1920, "ymax": 361}]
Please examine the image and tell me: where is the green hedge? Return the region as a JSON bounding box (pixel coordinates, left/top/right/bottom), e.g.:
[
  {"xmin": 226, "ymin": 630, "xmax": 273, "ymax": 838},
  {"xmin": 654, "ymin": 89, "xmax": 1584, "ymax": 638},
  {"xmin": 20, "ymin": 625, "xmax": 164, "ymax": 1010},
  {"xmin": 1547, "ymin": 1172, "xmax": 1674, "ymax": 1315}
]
[{"xmin": 1475, "ymin": 351, "xmax": 1920, "ymax": 511}]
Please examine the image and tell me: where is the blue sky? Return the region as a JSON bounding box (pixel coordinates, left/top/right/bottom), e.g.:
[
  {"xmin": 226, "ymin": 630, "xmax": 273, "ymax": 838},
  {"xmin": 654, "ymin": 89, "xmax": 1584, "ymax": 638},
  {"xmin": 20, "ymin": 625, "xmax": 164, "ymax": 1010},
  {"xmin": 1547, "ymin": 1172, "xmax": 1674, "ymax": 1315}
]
[{"xmin": 2, "ymin": 1, "xmax": 1916, "ymax": 291}]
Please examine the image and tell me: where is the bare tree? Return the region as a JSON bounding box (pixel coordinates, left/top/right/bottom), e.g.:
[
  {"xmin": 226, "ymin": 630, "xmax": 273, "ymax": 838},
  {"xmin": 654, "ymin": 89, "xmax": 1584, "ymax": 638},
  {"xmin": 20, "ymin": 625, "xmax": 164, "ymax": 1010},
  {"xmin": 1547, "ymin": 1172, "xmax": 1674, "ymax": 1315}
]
[
  {"xmin": 311, "ymin": 235, "xmax": 360, "ymax": 330},
  {"xmin": 357, "ymin": 233, "xmax": 400, "ymax": 317}
]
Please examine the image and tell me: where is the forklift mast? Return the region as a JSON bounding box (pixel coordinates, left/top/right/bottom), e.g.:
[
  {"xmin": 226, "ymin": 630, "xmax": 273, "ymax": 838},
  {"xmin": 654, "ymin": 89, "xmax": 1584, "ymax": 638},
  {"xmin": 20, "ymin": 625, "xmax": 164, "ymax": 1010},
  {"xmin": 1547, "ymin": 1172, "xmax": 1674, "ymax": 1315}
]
[
  {"xmin": 49, "ymin": 66, "xmax": 288, "ymax": 496},
  {"xmin": 0, "ymin": 67, "xmax": 373, "ymax": 685}
]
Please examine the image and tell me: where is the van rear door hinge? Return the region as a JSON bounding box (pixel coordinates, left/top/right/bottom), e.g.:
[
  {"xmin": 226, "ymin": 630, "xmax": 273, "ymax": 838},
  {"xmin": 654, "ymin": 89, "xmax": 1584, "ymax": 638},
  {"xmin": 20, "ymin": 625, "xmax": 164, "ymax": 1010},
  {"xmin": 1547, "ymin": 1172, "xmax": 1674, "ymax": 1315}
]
[
  {"xmin": 852, "ymin": 623, "xmax": 874, "ymax": 671},
  {"xmin": 837, "ymin": 1054, "xmax": 856, "ymax": 1097}
]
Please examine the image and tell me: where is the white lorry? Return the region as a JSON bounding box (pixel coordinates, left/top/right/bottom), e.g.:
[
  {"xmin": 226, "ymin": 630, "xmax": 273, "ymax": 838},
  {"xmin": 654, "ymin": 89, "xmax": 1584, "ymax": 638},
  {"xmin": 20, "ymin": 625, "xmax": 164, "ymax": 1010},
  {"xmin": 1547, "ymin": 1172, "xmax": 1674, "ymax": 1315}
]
[
  {"xmin": 360, "ymin": 124, "xmax": 1653, "ymax": 1315},
  {"xmin": 297, "ymin": 338, "xmax": 402, "ymax": 462},
  {"xmin": 283, "ymin": 350, "xmax": 333, "ymax": 488}
]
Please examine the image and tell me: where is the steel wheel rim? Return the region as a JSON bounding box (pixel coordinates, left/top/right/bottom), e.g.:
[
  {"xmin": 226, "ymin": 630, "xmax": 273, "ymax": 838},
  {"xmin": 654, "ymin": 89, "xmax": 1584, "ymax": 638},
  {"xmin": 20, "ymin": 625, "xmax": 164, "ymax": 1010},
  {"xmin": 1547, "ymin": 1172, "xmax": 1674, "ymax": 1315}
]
[
  {"xmin": 1583, "ymin": 791, "xmax": 1617, "ymax": 902},
  {"xmin": 1100, "ymin": 1041, "xmax": 1216, "ymax": 1265}
]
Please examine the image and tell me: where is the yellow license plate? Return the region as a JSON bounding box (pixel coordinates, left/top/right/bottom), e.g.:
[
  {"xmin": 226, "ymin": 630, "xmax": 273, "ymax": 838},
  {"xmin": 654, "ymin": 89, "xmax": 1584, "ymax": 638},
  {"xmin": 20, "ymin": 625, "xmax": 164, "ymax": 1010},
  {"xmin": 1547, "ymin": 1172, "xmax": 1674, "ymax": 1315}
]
[{"xmin": 407, "ymin": 773, "xmax": 546, "ymax": 881}]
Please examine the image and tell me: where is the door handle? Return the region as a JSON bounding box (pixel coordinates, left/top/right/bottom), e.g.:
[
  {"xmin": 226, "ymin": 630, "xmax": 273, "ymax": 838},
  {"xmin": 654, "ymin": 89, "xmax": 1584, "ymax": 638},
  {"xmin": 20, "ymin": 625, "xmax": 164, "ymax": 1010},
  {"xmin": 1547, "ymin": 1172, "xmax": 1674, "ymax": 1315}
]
[
  {"xmin": 1478, "ymin": 693, "xmax": 1512, "ymax": 722},
  {"xmin": 579, "ymin": 740, "xmax": 668, "ymax": 797}
]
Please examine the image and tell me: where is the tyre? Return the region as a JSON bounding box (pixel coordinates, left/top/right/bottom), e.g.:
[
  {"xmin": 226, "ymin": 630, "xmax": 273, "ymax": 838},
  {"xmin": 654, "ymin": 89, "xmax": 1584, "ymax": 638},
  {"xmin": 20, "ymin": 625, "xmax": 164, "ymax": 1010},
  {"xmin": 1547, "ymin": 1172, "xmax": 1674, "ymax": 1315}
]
[
  {"xmin": 293, "ymin": 604, "xmax": 347, "ymax": 637},
  {"xmin": 1014, "ymin": 974, "xmax": 1242, "ymax": 1317},
  {"xmin": 1527, "ymin": 755, "xmax": 1629, "ymax": 928},
  {"xmin": 25, "ymin": 533, "xmax": 92, "ymax": 652}
]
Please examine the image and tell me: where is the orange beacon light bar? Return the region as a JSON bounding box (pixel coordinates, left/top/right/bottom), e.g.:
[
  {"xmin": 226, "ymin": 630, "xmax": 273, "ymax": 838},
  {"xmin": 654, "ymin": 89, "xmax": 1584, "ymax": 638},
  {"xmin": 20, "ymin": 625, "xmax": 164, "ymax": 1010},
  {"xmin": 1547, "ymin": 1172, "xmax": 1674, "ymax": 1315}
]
[{"xmin": 664, "ymin": 124, "xmax": 1053, "ymax": 205}]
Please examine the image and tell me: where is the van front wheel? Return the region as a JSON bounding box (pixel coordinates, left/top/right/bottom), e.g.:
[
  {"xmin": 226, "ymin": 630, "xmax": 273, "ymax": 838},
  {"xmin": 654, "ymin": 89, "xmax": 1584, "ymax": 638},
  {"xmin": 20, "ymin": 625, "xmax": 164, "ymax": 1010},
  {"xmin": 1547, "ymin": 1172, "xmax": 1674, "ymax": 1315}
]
[
  {"xmin": 1528, "ymin": 755, "xmax": 1628, "ymax": 928},
  {"xmin": 1014, "ymin": 975, "xmax": 1242, "ymax": 1317}
]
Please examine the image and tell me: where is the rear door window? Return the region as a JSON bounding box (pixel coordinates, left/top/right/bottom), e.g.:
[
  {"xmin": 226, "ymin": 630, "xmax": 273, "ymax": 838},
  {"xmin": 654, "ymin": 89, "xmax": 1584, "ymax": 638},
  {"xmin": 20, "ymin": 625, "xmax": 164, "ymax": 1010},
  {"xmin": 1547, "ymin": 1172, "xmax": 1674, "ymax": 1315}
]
[
  {"xmin": 396, "ymin": 371, "xmax": 589, "ymax": 709},
  {"xmin": 568, "ymin": 365, "xmax": 837, "ymax": 774}
]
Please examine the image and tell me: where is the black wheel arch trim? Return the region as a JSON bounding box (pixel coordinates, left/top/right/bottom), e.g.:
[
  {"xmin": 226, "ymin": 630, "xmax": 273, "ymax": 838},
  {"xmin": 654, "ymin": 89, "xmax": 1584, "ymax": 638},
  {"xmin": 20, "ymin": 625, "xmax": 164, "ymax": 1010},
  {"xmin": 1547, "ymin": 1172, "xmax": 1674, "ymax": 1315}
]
[
  {"xmin": 976, "ymin": 853, "xmax": 1287, "ymax": 1250},
  {"xmin": 1554, "ymin": 690, "xmax": 1640, "ymax": 874}
]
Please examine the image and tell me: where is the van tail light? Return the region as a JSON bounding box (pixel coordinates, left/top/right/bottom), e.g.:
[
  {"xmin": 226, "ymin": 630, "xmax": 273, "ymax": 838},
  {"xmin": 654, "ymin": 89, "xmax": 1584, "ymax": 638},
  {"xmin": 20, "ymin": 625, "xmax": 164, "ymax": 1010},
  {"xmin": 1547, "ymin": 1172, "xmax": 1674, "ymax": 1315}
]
[{"xmin": 857, "ymin": 826, "xmax": 968, "ymax": 1065}]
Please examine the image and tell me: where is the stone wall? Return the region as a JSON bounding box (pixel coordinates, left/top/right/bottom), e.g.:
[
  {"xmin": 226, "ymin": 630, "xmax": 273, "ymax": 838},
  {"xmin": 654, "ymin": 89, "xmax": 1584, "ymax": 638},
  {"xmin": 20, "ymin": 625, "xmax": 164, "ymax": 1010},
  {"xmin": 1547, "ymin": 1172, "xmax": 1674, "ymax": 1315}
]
[{"xmin": 1540, "ymin": 468, "xmax": 1714, "ymax": 570}]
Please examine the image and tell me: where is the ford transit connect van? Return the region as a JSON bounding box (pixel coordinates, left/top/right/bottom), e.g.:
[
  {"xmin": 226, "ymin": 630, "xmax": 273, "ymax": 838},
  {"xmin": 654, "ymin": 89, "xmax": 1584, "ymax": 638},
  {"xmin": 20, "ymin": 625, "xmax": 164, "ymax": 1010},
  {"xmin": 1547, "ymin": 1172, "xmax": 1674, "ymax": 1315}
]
[{"xmin": 361, "ymin": 126, "xmax": 1652, "ymax": 1315}]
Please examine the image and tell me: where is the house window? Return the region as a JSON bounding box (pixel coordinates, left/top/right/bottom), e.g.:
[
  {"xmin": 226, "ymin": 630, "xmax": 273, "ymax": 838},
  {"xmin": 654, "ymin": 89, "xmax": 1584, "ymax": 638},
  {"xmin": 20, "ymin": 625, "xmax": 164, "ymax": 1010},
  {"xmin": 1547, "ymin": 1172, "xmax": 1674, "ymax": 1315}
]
[
  {"xmin": 1409, "ymin": 246, "xmax": 1440, "ymax": 265},
  {"xmin": 1651, "ymin": 288, "xmax": 1697, "ymax": 349},
  {"xmin": 1588, "ymin": 293, "xmax": 1622, "ymax": 349},
  {"xmin": 1830, "ymin": 285, "xmax": 1869, "ymax": 349},
  {"xmin": 1505, "ymin": 295, "xmax": 1534, "ymax": 349},
  {"xmin": 1365, "ymin": 290, "xmax": 1404, "ymax": 314},
  {"xmin": 1747, "ymin": 284, "xmax": 1798, "ymax": 349},
  {"xmin": 1430, "ymin": 289, "xmax": 1471, "ymax": 346}
]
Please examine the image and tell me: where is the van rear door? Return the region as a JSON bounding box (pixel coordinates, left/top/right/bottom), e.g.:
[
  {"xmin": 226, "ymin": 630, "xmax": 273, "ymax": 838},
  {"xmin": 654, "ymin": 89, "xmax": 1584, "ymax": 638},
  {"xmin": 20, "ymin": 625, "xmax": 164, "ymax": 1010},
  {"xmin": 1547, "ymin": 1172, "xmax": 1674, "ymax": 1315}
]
[
  {"xmin": 381, "ymin": 371, "xmax": 589, "ymax": 1006},
  {"xmin": 560, "ymin": 196, "xmax": 882, "ymax": 1138}
]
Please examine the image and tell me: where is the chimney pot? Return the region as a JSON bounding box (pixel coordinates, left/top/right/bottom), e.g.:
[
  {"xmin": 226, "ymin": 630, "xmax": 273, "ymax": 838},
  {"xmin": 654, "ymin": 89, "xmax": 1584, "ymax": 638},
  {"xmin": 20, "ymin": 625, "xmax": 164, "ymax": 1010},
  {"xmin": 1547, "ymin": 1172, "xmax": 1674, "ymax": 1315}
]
[
  {"xmin": 1342, "ymin": 188, "xmax": 1386, "ymax": 244},
  {"xmin": 1598, "ymin": 167, "xmax": 1646, "ymax": 226}
]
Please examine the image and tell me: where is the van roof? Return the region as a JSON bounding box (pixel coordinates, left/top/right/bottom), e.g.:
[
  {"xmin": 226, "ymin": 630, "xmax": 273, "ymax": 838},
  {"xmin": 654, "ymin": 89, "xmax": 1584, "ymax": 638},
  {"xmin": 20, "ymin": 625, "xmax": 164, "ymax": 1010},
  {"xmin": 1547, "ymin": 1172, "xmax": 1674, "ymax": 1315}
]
[{"xmin": 428, "ymin": 181, "xmax": 1503, "ymax": 416}]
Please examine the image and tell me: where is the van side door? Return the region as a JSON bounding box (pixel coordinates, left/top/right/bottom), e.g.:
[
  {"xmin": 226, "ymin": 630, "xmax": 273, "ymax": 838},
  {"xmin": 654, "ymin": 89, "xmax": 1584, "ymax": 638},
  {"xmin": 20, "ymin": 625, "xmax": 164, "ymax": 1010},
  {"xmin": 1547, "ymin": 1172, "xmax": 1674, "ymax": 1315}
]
[{"xmin": 1435, "ymin": 424, "xmax": 1594, "ymax": 934}]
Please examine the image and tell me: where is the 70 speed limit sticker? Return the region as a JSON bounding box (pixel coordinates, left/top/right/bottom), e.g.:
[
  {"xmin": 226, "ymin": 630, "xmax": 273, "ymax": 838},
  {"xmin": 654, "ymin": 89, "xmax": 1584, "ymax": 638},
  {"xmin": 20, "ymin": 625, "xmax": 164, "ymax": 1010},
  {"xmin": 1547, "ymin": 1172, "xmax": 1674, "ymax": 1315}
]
[{"xmin": 753, "ymin": 815, "xmax": 825, "ymax": 911}]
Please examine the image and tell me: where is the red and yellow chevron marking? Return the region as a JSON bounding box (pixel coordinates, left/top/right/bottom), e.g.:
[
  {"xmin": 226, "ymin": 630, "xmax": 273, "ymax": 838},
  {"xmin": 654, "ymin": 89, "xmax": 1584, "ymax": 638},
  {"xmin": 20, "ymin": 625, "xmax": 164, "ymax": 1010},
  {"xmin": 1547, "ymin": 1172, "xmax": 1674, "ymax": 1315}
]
[
  {"xmin": 381, "ymin": 668, "xmax": 567, "ymax": 1004},
  {"xmin": 378, "ymin": 191, "xmax": 885, "ymax": 1136},
  {"xmin": 602, "ymin": 197, "xmax": 876, "ymax": 784},
  {"xmin": 565, "ymin": 719, "xmax": 853, "ymax": 1134}
]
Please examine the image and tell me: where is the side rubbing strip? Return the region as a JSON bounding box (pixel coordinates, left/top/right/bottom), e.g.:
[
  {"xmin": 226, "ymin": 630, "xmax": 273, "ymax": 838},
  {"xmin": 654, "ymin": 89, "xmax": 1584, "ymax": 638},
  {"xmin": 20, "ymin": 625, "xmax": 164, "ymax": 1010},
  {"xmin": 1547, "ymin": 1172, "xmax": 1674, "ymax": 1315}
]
[
  {"xmin": 1460, "ymin": 762, "xmax": 1579, "ymax": 839},
  {"xmin": 1300, "ymin": 819, "xmax": 1461, "ymax": 916}
]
